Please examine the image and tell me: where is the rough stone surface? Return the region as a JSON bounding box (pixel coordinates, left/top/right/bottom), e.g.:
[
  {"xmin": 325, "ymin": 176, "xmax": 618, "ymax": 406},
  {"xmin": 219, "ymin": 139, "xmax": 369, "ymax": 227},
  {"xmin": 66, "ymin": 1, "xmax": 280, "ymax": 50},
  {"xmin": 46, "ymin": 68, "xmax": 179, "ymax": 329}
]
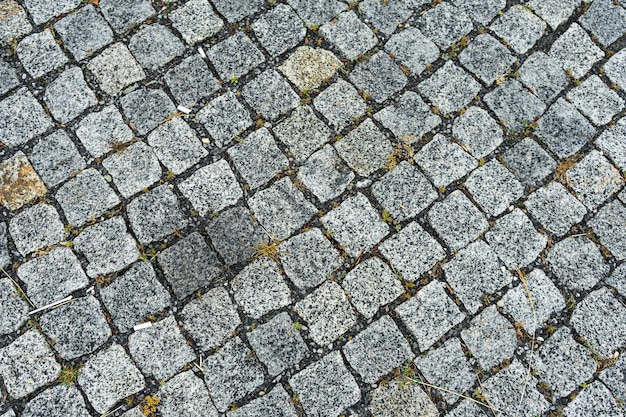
[
  {"xmin": 242, "ymin": 69, "xmax": 299, "ymax": 121},
  {"xmin": 502, "ymin": 138, "xmax": 556, "ymax": 187},
  {"xmin": 280, "ymin": 46, "xmax": 341, "ymax": 91},
  {"xmin": 99, "ymin": 0, "xmax": 154, "ymax": 34},
  {"xmin": 253, "ymin": 4, "xmax": 305, "ymax": 57},
  {"xmin": 369, "ymin": 379, "xmax": 439, "ymax": 417},
  {"xmin": 75, "ymin": 105, "xmax": 134, "ymax": 158},
  {"xmin": 197, "ymin": 92, "xmax": 252, "ymax": 148},
  {"xmin": 127, "ymin": 185, "xmax": 188, "ymax": 244},
  {"xmin": 490, "ymin": 5, "xmax": 546, "ymax": 54},
  {"xmin": 165, "ymin": 55, "xmax": 219, "ymax": 107},
  {"xmin": 566, "ymin": 75, "xmax": 624, "ymax": 126},
  {"xmin": 120, "ymin": 88, "xmax": 176, "ymax": 135},
  {"xmin": 452, "ymin": 106, "xmax": 503, "ymax": 158},
  {"xmin": 179, "ymin": 159, "xmax": 242, "ymax": 214},
  {"xmin": 206, "ymin": 206, "xmax": 265, "ymax": 266},
  {"xmin": 157, "ymin": 371, "xmax": 218, "ymax": 417},
  {"xmin": 415, "ymin": 134, "xmax": 477, "ymax": 188},
  {"xmin": 0, "ymin": 278, "xmax": 29, "ymax": 335},
  {"xmin": 418, "ymin": 2, "xmax": 473, "ymax": 50},
  {"xmin": 464, "ymin": 159, "xmax": 523, "ymax": 217},
  {"xmin": 129, "ymin": 24, "xmax": 184, "ymax": 71},
  {"xmin": 459, "ymin": 33, "xmax": 516, "ymax": 85},
  {"xmin": 87, "ymin": 43, "xmax": 145, "ymax": 95},
  {"xmin": 547, "ymin": 236, "xmax": 608, "ymax": 291},
  {"xmin": 54, "ymin": 5, "xmax": 113, "ymax": 61},
  {"xmin": 591, "ymin": 201, "xmax": 626, "ymax": 261},
  {"xmin": 484, "ymin": 80, "xmax": 546, "ymax": 130},
  {"xmin": 29, "ymin": 130, "xmax": 85, "ymax": 188},
  {"xmin": 384, "ymin": 27, "xmax": 438, "ymax": 76},
  {"xmin": 374, "ymin": 91, "xmax": 441, "ymax": 143},
  {"xmin": 40, "ymin": 295, "xmax": 110, "ymax": 360},
  {"xmin": 168, "ymin": 0, "xmax": 223, "ymax": 45},
  {"xmin": 350, "ymin": 51, "xmax": 407, "ymax": 103},
  {"xmin": 23, "ymin": 0, "xmax": 80, "ymax": 25},
  {"xmin": 418, "ymin": 61, "xmax": 481, "ymax": 114},
  {"xmin": 21, "ymin": 385, "xmax": 90, "ymax": 417},
  {"xmin": 563, "ymin": 381, "xmax": 624, "ymax": 417},
  {"xmin": 314, "ymin": 79, "xmax": 366, "ymax": 130},
  {"xmin": 17, "ymin": 29, "xmax": 67, "ymax": 78},
  {"xmin": 334, "ymin": 119, "xmax": 393, "ymax": 177},
  {"xmin": 228, "ymin": 385, "xmax": 297, "ymax": 417},
  {"xmin": 208, "ymin": 32, "xmax": 265, "ymax": 81},
  {"xmin": 298, "ymin": 144, "xmax": 354, "ymax": 203},
  {"xmin": 147, "ymin": 118, "xmax": 208, "ymax": 175},
  {"xmin": 550, "ymin": 23, "xmax": 604, "ymax": 80},
  {"xmin": 566, "ymin": 150, "xmax": 624, "ymax": 210},
  {"xmin": 535, "ymin": 98, "xmax": 595, "ymax": 158},
  {"xmin": 0, "ymin": 89, "xmax": 51, "ymax": 148},
  {"xmin": 519, "ymin": 52, "xmax": 568, "ymax": 103},
  {"xmin": 319, "ymin": 11, "xmax": 377, "ymax": 60},
  {"xmin": 596, "ymin": 117, "xmax": 626, "ymax": 171},
  {"xmin": 102, "ymin": 141, "xmax": 161, "ymax": 198},
  {"xmin": 9, "ymin": 203, "xmax": 66, "ymax": 256},
  {"xmin": 579, "ymin": 0, "xmax": 626, "ymax": 47},
  {"xmin": 274, "ymin": 105, "xmax": 332, "ymax": 163}
]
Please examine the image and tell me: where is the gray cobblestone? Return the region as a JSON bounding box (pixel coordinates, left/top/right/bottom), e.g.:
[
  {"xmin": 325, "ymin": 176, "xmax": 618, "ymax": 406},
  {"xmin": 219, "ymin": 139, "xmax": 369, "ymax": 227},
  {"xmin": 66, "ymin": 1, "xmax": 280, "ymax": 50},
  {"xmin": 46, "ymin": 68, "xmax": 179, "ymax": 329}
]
[
  {"xmin": 22, "ymin": 0, "xmax": 79, "ymax": 25},
  {"xmin": 547, "ymin": 236, "xmax": 608, "ymax": 291},
  {"xmin": 75, "ymin": 105, "xmax": 134, "ymax": 158},
  {"xmin": 206, "ymin": 206, "xmax": 265, "ymax": 266},
  {"xmin": 178, "ymin": 159, "xmax": 242, "ymax": 215},
  {"xmin": 168, "ymin": 0, "xmax": 223, "ymax": 45},
  {"xmin": 459, "ymin": 34, "xmax": 516, "ymax": 86},
  {"xmin": 490, "ymin": 5, "xmax": 546, "ymax": 54},
  {"xmin": 22, "ymin": 385, "xmax": 90, "ymax": 417},
  {"xmin": 54, "ymin": 5, "xmax": 113, "ymax": 61},
  {"xmin": 369, "ymin": 379, "xmax": 438, "ymax": 417},
  {"xmin": 228, "ymin": 385, "xmax": 296, "ymax": 417},
  {"xmin": 253, "ymin": 4, "xmax": 305, "ymax": 57},
  {"xmin": 0, "ymin": 278, "xmax": 29, "ymax": 335},
  {"xmin": 17, "ymin": 29, "xmax": 67, "ymax": 78},
  {"xmin": 334, "ymin": 119, "xmax": 393, "ymax": 177},
  {"xmin": 102, "ymin": 141, "xmax": 161, "ymax": 198},
  {"xmin": 30, "ymin": 130, "xmax": 85, "ymax": 187},
  {"xmin": 209, "ymin": 32, "xmax": 265, "ymax": 81},
  {"xmin": 590, "ymin": 200, "xmax": 626, "ymax": 261},
  {"xmin": 465, "ymin": 160, "xmax": 523, "ymax": 217},
  {"xmin": 566, "ymin": 150, "xmax": 624, "ymax": 210},
  {"xmin": 157, "ymin": 371, "xmax": 218, "ymax": 417},
  {"xmin": 147, "ymin": 118, "xmax": 207, "ymax": 175},
  {"xmin": 566, "ymin": 75, "xmax": 624, "ymax": 126},
  {"xmin": 165, "ymin": 55, "xmax": 220, "ymax": 108},
  {"xmin": 596, "ymin": 117, "xmax": 626, "ymax": 171},
  {"xmin": 242, "ymin": 69, "xmax": 299, "ymax": 121},
  {"xmin": 484, "ymin": 80, "xmax": 546, "ymax": 130},
  {"xmin": 452, "ymin": 106, "xmax": 503, "ymax": 158},
  {"xmin": 374, "ymin": 91, "xmax": 441, "ymax": 143},
  {"xmin": 418, "ymin": 2, "xmax": 473, "ymax": 50},
  {"xmin": 9, "ymin": 203, "xmax": 66, "ymax": 256},
  {"xmin": 579, "ymin": 0, "xmax": 626, "ymax": 47},
  {"xmin": 314, "ymin": 79, "xmax": 366, "ymax": 130},
  {"xmin": 384, "ymin": 27, "xmax": 439, "ymax": 76},
  {"xmin": 319, "ymin": 11, "xmax": 377, "ymax": 60},
  {"xmin": 502, "ymin": 138, "xmax": 556, "ymax": 187},
  {"xmin": 535, "ymin": 98, "xmax": 595, "ymax": 158},
  {"xmin": 197, "ymin": 92, "xmax": 252, "ymax": 148},
  {"xmin": 549, "ymin": 23, "xmax": 604, "ymax": 80},
  {"xmin": 0, "ymin": 88, "xmax": 52, "ymax": 147},
  {"xmin": 415, "ymin": 134, "xmax": 477, "ymax": 188},
  {"xmin": 45, "ymin": 67, "xmax": 97, "ymax": 124},
  {"xmin": 87, "ymin": 43, "xmax": 145, "ymax": 95},
  {"xmin": 605, "ymin": 49, "xmax": 626, "ymax": 92},
  {"xmin": 298, "ymin": 144, "xmax": 354, "ymax": 203},
  {"xmin": 99, "ymin": 0, "xmax": 154, "ymax": 34},
  {"xmin": 526, "ymin": 184, "xmax": 583, "ymax": 245},
  {"xmin": 419, "ymin": 61, "xmax": 481, "ymax": 115},
  {"xmin": 274, "ymin": 105, "xmax": 333, "ymax": 163},
  {"xmin": 350, "ymin": 51, "xmax": 407, "ymax": 103},
  {"xmin": 120, "ymin": 88, "xmax": 176, "ymax": 135}
]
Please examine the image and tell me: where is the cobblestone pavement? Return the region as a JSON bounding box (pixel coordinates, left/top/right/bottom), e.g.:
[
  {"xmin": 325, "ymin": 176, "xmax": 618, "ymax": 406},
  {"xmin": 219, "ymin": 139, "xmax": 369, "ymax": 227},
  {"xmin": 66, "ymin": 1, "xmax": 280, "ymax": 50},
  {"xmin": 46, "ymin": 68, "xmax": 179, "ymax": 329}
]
[{"xmin": 0, "ymin": 0, "xmax": 625, "ymax": 416}]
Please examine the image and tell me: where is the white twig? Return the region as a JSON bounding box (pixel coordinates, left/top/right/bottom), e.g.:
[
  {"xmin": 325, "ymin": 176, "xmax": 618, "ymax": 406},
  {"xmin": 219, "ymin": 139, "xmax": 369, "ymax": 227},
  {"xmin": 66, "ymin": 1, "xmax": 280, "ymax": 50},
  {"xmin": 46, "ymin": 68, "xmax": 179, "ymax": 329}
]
[{"xmin": 28, "ymin": 296, "xmax": 73, "ymax": 315}]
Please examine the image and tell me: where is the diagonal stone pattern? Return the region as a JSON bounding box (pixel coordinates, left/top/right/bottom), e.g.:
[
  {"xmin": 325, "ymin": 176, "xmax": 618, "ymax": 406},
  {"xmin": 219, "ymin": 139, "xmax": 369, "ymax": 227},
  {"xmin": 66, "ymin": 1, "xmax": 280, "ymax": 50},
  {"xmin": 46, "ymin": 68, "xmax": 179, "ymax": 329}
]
[{"xmin": 0, "ymin": 1, "xmax": 624, "ymax": 416}]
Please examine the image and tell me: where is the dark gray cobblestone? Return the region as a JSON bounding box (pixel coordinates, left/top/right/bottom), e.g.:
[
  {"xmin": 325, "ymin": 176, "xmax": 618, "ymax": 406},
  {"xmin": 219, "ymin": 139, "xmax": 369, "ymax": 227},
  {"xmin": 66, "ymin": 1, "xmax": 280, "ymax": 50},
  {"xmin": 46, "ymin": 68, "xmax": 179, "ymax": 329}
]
[{"xmin": 0, "ymin": 1, "xmax": 624, "ymax": 416}]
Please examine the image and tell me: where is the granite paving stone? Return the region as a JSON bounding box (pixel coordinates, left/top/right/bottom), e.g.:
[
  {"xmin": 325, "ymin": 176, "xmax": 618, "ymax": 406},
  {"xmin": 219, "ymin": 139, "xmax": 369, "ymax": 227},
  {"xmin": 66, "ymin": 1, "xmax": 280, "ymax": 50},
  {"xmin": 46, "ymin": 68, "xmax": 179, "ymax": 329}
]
[
  {"xmin": 289, "ymin": 351, "xmax": 360, "ymax": 417},
  {"xmin": 208, "ymin": 32, "xmax": 265, "ymax": 81},
  {"xmin": 87, "ymin": 43, "xmax": 145, "ymax": 95},
  {"xmin": 519, "ymin": 52, "xmax": 569, "ymax": 104},
  {"xmin": 127, "ymin": 185, "xmax": 188, "ymax": 245},
  {"xmin": 343, "ymin": 315, "xmax": 414, "ymax": 383},
  {"xmin": 350, "ymin": 51, "xmax": 407, "ymax": 103},
  {"xmin": 227, "ymin": 128, "xmax": 288, "ymax": 190},
  {"xmin": 571, "ymin": 287, "xmax": 626, "ymax": 357},
  {"xmin": 147, "ymin": 118, "xmax": 208, "ymax": 175},
  {"xmin": 253, "ymin": 4, "xmax": 306, "ymax": 57},
  {"xmin": 100, "ymin": 261, "xmax": 171, "ymax": 333},
  {"xmin": 206, "ymin": 206, "xmax": 265, "ymax": 266},
  {"xmin": 605, "ymin": 49, "xmax": 626, "ymax": 92},
  {"xmin": 196, "ymin": 92, "xmax": 252, "ymax": 148},
  {"xmin": 464, "ymin": 159, "xmax": 524, "ymax": 217},
  {"xmin": 29, "ymin": 130, "xmax": 85, "ymax": 188},
  {"xmin": 78, "ymin": 344, "xmax": 145, "ymax": 414},
  {"xmin": 396, "ymin": 280, "xmax": 465, "ymax": 351},
  {"xmin": 21, "ymin": 385, "xmax": 90, "ymax": 417},
  {"xmin": 242, "ymin": 69, "xmax": 300, "ymax": 121},
  {"xmin": 279, "ymin": 227, "xmax": 342, "ymax": 291},
  {"xmin": 248, "ymin": 177, "xmax": 317, "ymax": 241},
  {"xmin": 0, "ymin": 58, "xmax": 19, "ymax": 95},
  {"xmin": 228, "ymin": 385, "xmax": 297, "ymax": 417},
  {"xmin": 120, "ymin": 88, "xmax": 176, "ymax": 135},
  {"xmin": 295, "ymin": 281, "xmax": 357, "ymax": 346},
  {"xmin": 0, "ymin": 89, "xmax": 52, "ymax": 147},
  {"xmin": 461, "ymin": 305, "xmax": 517, "ymax": 370},
  {"xmin": 428, "ymin": 190, "xmax": 489, "ymax": 250},
  {"xmin": 321, "ymin": 192, "xmax": 389, "ymax": 257},
  {"xmin": 452, "ymin": 106, "xmax": 503, "ymax": 158},
  {"xmin": 596, "ymin": 117, "xmax": 626, "ymax": 171},
  {"xmin": 418, "ymin": 2, "xmax": 473, "ymax": 50},
  {"xmin": 9, "ymin": 203, "xmax": 66, "ymax": 256},
  {"xmin": 247, "ymin": 312, "xmax": 308, "ymax": 376},
  {"xmin": 287, "ymin": 0, "xmax": 346, "ymax": 26},
  {"xmin": 128, "ymin": 315, "xmax": 195, "ymax": 381},
  {"xmin": 371, "ymin": 161, "xmax": 437, "ymax": 222},
  {"xmin": 99, "ymin": 0, "xmax": 155, "ymax": 34},
  {"xmin": 319, "ymin": 11, "xmax": 377, "ymax": 60},
  {"xmin": 0, "ymin": 223, "xmax": 9, "ymax": 267},
  {"xmin": 231, "ymin": 257, "xmax": 291, "ymax": 319},
  {"xmin": 452, "ymin": 0, "xmax": 505, "ymax": 25},
  {"xmin": 297, "ymin": 144, "xmax": 354, "ymax": 202},
  {"xmin": 56, "ymin": 168, "xmax": 119, "ymax": 227},
  {"xmin": 486, "ymin": 208, "xmax": 547, "ymax": 269},
  {"xmin": 579, "ymin": 0, "xmax": 626, "ymax": 47},
  {"xmin": 178, "ymin": 159, "xmax": 242, "ymax": 215},
  {"xmin": 45, "ymin": 67, "xmax": 97, "ymax": 124},
  {"xmin": 590, "ymin": 200, "xmax": 626, "ymax": 261},
  {"xmin": 481, "ymin": 360, "xmax": 550, "ymax": 417},
  {"xmin": 490, "ymin": 5, "xmax": 546, "ymax": 54},
  {"xmin": 75, "ymin": 105, "xmax": 134, "ymax": 158},
  {"xmin": 203, "ymin": 337, "xmax": 265, "ymax": 412},
  {"xmin": 157, "ymin": 232, "xmax": 222, "ymax": 299},
  {"xmin": 313, "ymin": 79, "xmax": 366, "ymax": 130},
  {"xmin": 459, "ymin": 33, "xmax": 516, "ymax": 86},
  {"xmin": 341, "ymin": 257, "xmax": 404, "ymax": 318},
  {"xmin": 334, "ymin": 118, "xmax": 394, "ymax": 177},
  {"xmin": 374, "ymin": 91, "xmax": 441, "ymax": 143},
  {"xmin": 415, "ymin": 134, "xmax": 477, "ymax": 188},
  {"xmin": 164, "ymin": 55, "xmax": 219, "ymax": 108},
  {"xmin": 0, "ymin": 152, "xmax": 47, "ymax": 211},
  {"xmin": 500, "ymin": 269, "xmax": 565, "ymax": 333},
  {"xmin": 279, "ymin": 46, "xmax": 341, "ymax": 92},
  {"xmin": 180, "ymin": 286, "xmax": 240, "ymax": 351},
  {"xmin": 549, "ymin": 23, "xmax": 604, "ymax": 80},
  {"xmin": 418, "ymin": 61, "xmax": 481, "ymax": 115},
  {"xmin": 17, "ymin": 246, "xmax": 89, "ymax": 306},
  {"xmin": 444, "ymin": 240, "xmax": 512, "ymax": 314},
  {"xmin": 128, "ymin": 24, "xmax": 184, "ymax": 71},
  {"xmin": 526, "ymin": 0, "xmax": 579, "ymax": 30},
  {"xmin": 531, "ymin": 327, "xmax": 597, "ymax": 398},
  {"xmin": 599, "ymin": 354, "xmax": 626, "ymax": 405},
  {"xmin": 563, "ymin": 381, "xmax": 623, "ymax": 417},
  {"xmin": 157, "ymin": 371, "xmax": 218, "ymax": 417},
  {"xmin": 0, "ymin": 1, "xmax": 32, "ymax": 44},
  {"xmin": 210, "ymin": 0, "xmax": 264, "ymax": 23},
  {"xmin": 54, "ymin": 5, "xmax": 114, "ymax": 61},
  {"xmin": 39, "ymin": 295, "xmax": 111, "ymax": 360},
  {"xmin": 380, "ymin": 221, "xmax": 446, "ymax": 282},
  {"xmin": 535, "ymin": 98, "xmax": 595, "ymax": 158},
  {"xmin": 74, "ymin": 216, "xmax": 139, "ymax": 278},
  {"xmin": 369, "ymin": 379, "xmax": 439, "ymax": 417},
  {"xmin": 102, "ymin": 141, "xmax": 161, "ymax": 198},
  {"xmin": 384, "ymin": 27, "xmax": 439, "ymax": 76},
  {"xmin": 484, "ymin": 80, "xmax": 546, "ymax": 130},
  {"xmin": 548, "ymin": 236, "xmax": 608, "ymax": 291},
  {"xmin": 566, "ymin": 75, "xmax": 624, "ymax": 126},
  {"xmin": 414, "ymin": 338, "xmax": 475, "ymax": 404},
  {"xmin": 22, "ymin": 0, "xmax": 80, "ymax": 25},
  {"xmin": 17, "ymin": 29, "xmax": 67, "ymax": 78},
  {"xmin": 168, "ymin": 0, "xmax": 223, "ymax": 45},
  {"xmin": 0, "ymin": 278, "xmax": 29, "ymax": 335},
  {"xmin": 0, "ymin": 330, "xmax": 60, "ymax": 399},
  {"xmin": 607, "ymin": 263, "xmax": 626, "ymax": 298},
  {"xmin": 502, "ymin": 138, "xmax": 556, "ymax": 187},
  {"xmin": 566, "ymin": 150, "xmax": 624, "ymax": 210}
]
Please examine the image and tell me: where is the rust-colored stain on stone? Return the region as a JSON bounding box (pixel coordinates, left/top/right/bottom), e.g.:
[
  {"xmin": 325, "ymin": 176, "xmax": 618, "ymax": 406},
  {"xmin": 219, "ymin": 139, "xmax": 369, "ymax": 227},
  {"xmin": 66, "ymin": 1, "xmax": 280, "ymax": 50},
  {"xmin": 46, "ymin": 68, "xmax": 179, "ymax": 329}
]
[
  {"xmin": 0, "ymin": 0, "xmax": 23, "ymax": 21},
  {"xmin": 0, "ymin": 151, "xmax": 47, "ymax": 211}
]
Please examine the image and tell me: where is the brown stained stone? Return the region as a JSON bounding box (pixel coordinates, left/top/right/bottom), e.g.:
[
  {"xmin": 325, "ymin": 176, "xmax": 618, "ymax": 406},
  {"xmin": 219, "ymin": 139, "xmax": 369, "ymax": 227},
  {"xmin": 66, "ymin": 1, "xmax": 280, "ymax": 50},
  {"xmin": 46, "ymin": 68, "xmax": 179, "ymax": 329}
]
[
  {"xmin": 0, "ymin": 152, "xmax": 47, "ymax": 211},
  {"xmin": 0, "ymin": 1, "xmax": 22, "ymax": 21},
  {"xmin": 279, "ymin": 46, "xmax": 342, "ymax": 91}
]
